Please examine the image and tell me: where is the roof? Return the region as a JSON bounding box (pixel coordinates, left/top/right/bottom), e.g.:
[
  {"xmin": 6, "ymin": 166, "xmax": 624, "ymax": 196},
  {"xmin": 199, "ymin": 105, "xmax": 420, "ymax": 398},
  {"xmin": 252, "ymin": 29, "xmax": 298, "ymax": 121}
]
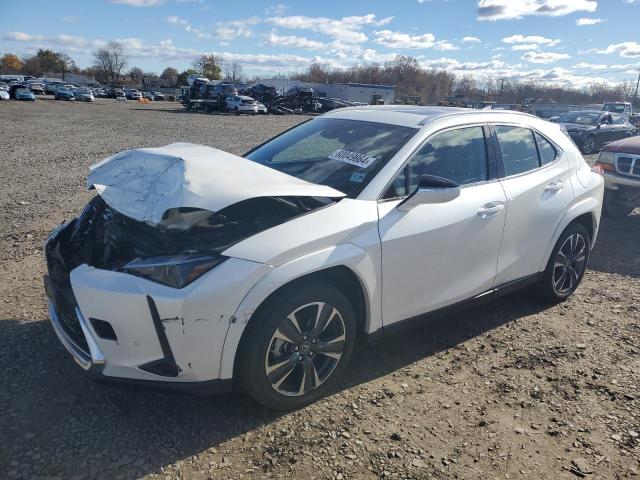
[{"xmin": 321, "ymin": 105, "xmax": 537, "ymax": 128}]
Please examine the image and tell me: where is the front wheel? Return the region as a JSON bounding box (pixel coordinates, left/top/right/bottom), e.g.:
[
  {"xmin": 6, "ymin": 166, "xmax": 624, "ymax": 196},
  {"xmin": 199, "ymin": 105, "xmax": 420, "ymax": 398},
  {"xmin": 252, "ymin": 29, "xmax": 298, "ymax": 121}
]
[
  {"xmin": 537, "ymin": 223, "xmax": 590, "ymax": 302},
  {"xmin": 238, "ymin": 280, "xmax": 356, "ymax": 410}
]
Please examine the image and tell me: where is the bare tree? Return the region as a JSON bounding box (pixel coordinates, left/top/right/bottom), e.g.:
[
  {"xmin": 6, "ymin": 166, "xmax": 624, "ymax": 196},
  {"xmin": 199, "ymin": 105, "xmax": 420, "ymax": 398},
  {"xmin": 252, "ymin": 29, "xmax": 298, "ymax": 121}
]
[
  {"xmin": 93, "ymin": 42, "xmax": 128, "ymax": 84},
  {"xmin": 222, "ymin": 61, "xmax": 245, "ymax": 83},
  {"xmin": 161, "ymin": 67, "xmax": 178, "ymax": 86},
  {"xmin": 129, "ymin": 66, "xmax": 144, "ymax": 83}
]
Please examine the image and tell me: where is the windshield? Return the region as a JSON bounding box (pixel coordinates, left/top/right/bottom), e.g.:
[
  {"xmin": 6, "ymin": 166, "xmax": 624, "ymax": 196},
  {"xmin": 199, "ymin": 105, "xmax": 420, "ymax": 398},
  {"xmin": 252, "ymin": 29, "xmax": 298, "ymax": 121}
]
[
  {"xmin": 245, "ymin": 118, "xmax": 418, "ymax": 198},
  {"xmin": 558, "ymin": 112, "xmax": 600, "ymax": 125},
  {"xmin": 604, "ymin": 104, "xmax": 626, "ymax": 113}
]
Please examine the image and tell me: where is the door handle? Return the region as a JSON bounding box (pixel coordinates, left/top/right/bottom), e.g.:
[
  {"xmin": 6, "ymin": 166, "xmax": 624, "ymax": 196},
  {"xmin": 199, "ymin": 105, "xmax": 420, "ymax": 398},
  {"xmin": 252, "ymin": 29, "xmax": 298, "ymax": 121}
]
[
  {"xmin": 477, "ymin": 201, "xmax": 505, "ymax": 218},
  {"xmin": 544, "ymin": 181, "xmax": 563, "ymax": 193}
]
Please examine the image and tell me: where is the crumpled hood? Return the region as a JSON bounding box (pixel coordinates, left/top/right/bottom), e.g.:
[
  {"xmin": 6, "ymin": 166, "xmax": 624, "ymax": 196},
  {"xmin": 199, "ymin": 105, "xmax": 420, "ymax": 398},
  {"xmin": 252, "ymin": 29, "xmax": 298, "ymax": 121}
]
[{"xmin": 87, "ymin": 142, "xmax": 345, "ymax": 224}]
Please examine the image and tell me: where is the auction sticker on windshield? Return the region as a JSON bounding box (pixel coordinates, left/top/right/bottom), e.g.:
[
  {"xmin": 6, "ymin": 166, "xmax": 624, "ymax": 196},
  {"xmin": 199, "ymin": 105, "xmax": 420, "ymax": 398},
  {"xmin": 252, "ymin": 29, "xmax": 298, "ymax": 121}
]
[{"xmin": 328, "ymin": 149, "xmax": 376, "ymax": 169}]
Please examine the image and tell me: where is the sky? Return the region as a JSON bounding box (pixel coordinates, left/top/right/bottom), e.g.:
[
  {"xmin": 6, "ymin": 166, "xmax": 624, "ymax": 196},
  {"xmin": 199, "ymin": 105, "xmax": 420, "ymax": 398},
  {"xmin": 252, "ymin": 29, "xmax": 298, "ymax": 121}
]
[{"xmin": 1, "ymin": 0, "xmax": 639, "ymax": 87}]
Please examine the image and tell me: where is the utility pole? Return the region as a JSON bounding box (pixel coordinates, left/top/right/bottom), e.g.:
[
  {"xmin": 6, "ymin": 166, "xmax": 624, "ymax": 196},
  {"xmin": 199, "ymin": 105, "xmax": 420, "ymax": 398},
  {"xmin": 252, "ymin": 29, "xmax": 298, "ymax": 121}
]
[{"xmin": 633, "ymin": 69, "xmax": 640, "ymax": 109}]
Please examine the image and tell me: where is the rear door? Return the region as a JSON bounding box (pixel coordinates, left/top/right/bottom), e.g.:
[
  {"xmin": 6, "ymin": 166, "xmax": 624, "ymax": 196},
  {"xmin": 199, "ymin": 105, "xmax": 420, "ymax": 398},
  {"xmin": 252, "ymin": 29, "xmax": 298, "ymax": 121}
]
[
  {"xmin": 492, "ymin": 125, "xmax": 574, "ymax": 285},
  {"xmin": 611, "ymin": 114, "xmax": 636, "ymax": 141}
]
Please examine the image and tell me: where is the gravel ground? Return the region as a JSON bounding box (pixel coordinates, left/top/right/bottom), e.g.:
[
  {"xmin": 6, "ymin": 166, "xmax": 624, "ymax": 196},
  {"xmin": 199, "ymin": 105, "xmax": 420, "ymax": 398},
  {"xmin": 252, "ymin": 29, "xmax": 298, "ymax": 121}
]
[{"xmin": 0, "ymin": 98, "xmax": 638, "ymax": 480}]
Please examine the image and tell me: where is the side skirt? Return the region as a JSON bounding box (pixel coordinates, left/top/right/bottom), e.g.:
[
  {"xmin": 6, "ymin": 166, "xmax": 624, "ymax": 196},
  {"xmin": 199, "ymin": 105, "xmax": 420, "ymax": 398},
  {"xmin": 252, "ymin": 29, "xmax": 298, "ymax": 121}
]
[{"xmin": 368, "ymin": 273, "xmax": 542, "ymax": 342}]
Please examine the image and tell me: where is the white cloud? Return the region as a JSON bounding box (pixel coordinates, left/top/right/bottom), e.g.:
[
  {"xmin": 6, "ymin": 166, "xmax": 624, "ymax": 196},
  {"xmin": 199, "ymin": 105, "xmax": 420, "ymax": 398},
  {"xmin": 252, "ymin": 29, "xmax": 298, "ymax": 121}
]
[
  {"xmin": 478, "ymin": 0, "xmax": 597, "ymax": 21},
  {"xmin": 266, "ymin": 14, "xmax": 393, "ymax": 45},
  {"xmin": 575, "ymin": 17, "xmax": 603, "ymax": 25},
  {"xmin": 502, "ymin": 34, "xmax": 560, "ymax": 46},
  {"xmin": 109, "ymin": 0, "xmax": 164, "ymax": 6},
  {"xmin": 165, "ymin": 15, "xmax": 211, "ymax": 39},
  {"xmin": 596, "ymin": 42, "xmax": 640, "ymax": 58},
  {"xmin": 260, "ymin": 31, "xmax": 328, "ymax": 51},
  {"xmin": 2, "ymin": 31, "xmax": 107, "ymax": 51},
  {"xmin": 264, "ymin": 4, "xmax": 288, "ymax": 15},
  {"xmin": 521, "ymin": 51, "xmax": 571, "ymax": 63},
  {"xmin": 573, "ymin": 62, "xmax": 607, "ymax": 69},
  {"xmin": 511, "ymin": 44, "xmax": 541, "ymax": 51},
  {"xmin": 462, "ymin": 36, "xmax": 481, "ymax": 43},
  {"xmin": 214, "ymin": 17, "xmax": 261, "ymax": 40},
  {"xmin": 373, "ymin": 30, "xmax": 459, "ymax": 50}
]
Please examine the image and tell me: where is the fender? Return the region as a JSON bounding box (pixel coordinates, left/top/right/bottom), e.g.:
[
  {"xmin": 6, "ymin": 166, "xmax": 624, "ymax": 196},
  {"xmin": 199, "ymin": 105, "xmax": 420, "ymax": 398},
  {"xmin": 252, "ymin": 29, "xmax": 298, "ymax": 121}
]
[
  {"xmin": 538, "ymin": 195, "xmax": 601, "ymax": 273},
  {"xmin": 218, "ymin": 243, "xmax": 380, "ymax": 380}
]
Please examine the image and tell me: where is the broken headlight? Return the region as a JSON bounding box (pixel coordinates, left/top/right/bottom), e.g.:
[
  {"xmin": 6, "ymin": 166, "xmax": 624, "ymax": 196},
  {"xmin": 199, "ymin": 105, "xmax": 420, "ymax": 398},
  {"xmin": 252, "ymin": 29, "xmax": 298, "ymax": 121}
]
[{"xmin": 122, "ymin": 252, "xmax": 227, "ymax": 288}]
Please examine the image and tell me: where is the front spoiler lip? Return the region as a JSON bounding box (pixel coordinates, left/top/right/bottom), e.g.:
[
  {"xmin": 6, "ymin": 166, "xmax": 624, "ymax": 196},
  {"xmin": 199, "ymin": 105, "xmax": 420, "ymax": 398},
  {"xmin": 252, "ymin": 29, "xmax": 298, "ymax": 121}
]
[{"xmin": 47, "ymin": 299, "xmax": 105, "ymax": 375}]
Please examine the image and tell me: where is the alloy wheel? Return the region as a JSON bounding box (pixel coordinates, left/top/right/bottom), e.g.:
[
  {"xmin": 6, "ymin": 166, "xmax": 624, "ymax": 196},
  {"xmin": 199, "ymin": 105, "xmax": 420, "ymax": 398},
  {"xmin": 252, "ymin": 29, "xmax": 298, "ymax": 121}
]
[
  {"xmin": 583, "ymin": 136, "xmax": 595, "ymax": 154},
  {"xmin": 264, "ymin": 302, "xmax": 346, "ymax": 397},
  {"xmin": 552, "ymin": 233, "xmax": 587, "ymax": 295}
]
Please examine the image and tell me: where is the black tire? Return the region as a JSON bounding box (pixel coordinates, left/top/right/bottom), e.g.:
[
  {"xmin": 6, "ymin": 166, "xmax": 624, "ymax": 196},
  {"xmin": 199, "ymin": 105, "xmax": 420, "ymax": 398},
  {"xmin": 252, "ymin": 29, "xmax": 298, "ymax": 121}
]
[
  {"xmin": 581, "ymin": 135, "xmax": 596, "ymax": 155},
  {"xmin": 537, "ymin": 223, "xmax": 590, "ymax": 302},
  {"xmin": 238, "ymin": 279, "xmax": 357, "ymax": 410},
  {"xmin": 603, "ymin": 190, "xmax": 635, "ymax": 218}
]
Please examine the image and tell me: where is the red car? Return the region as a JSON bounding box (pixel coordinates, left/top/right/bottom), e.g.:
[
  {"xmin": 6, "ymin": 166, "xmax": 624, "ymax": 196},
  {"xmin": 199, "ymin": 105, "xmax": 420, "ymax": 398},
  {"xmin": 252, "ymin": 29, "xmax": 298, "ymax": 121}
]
[{"xmin": 594, "ymin": 135, "xmax": 640, "ymax": 217}]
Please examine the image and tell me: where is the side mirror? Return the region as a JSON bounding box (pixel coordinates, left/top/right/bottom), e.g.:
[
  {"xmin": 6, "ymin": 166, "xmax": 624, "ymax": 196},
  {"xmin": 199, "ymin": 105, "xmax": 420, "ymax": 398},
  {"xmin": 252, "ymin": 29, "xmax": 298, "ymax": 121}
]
[{"xmin": 398, "ymin": 175, "xmax": 461, "ymax": 211}]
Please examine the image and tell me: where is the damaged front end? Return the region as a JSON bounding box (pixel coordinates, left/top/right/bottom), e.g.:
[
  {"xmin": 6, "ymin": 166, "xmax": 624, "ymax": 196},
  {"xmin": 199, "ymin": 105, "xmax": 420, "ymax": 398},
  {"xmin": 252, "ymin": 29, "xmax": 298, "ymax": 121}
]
[
  {"xmin": 44, "ymin": 194, "xmax": 331, "ymax": 370},
  {"xmin": 44, "ymin": 142, "xmax": 344, "ymax": 384}
]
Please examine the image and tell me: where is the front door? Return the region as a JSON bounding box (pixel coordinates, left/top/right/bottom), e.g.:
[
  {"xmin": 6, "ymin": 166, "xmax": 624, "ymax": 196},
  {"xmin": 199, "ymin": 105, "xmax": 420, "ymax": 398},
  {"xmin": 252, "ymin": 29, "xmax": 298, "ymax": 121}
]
[{"xmin": 378, "ymin": 125, "xmax": 507, "ymax": 326}]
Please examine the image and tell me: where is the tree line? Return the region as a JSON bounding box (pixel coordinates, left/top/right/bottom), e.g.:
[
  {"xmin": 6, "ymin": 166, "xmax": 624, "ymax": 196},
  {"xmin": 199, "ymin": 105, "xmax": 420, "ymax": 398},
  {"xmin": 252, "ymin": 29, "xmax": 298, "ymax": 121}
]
[{"xmin": 1, "ymin": 45, "xmax": 637, "ymax": 106}]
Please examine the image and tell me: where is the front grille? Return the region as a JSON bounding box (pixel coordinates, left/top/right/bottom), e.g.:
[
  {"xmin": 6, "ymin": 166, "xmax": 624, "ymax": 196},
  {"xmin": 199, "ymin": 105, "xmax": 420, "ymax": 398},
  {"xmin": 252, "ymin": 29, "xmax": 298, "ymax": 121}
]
[
  {"xmin": 616, "ymin": 154, "xmax": 640, "ymax": 178},
  {"xmin": 58, "ymin": 306, "xmax": 89, "ymax": 353}
]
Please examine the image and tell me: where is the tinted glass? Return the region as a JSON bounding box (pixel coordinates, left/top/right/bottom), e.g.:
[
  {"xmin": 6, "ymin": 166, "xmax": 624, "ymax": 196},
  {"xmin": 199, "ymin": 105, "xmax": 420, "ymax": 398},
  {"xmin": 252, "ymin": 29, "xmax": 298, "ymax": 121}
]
[
  {"xmin": 534, "ymin": 132, "xmax": 557, "ymax": 165},
  {"xmin": 612, "ymin": 114, "xmax": 625, "ymax": 125},
  {"xmin": 406, "ymin": 126, "xmax": 488, "ymax": 193},
  {"xmin": 495, "ymin": 126, "xmax": 540, "ymax": 176},
  {"xmin": 246, "ymin": 118, "xmax": 417, "ymax": 198},
  {"xmin": 558, "ymin": 112, "xmax": 600, "ymax": 125}
]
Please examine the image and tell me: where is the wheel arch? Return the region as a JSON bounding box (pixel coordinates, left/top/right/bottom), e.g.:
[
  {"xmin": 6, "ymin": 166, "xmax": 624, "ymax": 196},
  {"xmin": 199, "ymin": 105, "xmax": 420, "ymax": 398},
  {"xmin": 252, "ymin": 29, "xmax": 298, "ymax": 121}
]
[
  {"xmin": 539, "ymin": 198, "xmax": 600, "ymax": 272},
  {"xmin": 218, "ymin": 244, "xmax": 380, "ymax": 380}
]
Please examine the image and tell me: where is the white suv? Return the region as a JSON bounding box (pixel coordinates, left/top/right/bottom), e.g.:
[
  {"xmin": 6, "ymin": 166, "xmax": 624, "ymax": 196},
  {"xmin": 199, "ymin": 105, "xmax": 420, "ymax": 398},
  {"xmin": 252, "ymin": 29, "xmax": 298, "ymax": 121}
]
[{"xmin": 44, "ymin": 106, "xmax": 604, "ymax": 410}]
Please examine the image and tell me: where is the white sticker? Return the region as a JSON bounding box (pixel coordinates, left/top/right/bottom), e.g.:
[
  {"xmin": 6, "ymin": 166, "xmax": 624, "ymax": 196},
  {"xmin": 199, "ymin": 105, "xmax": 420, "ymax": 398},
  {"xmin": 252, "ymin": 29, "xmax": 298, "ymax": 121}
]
[{"xmin": 328, "ymin": 149, "xmax": 376, "ymax": 169}]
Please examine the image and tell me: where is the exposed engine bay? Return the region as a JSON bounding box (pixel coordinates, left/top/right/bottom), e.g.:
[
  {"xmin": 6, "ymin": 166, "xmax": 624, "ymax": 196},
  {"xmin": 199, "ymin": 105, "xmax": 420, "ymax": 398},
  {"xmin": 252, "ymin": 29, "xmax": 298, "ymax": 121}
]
[{"xmin": 44, "ymin": 194, "xmax": 333, "ymax": 349}]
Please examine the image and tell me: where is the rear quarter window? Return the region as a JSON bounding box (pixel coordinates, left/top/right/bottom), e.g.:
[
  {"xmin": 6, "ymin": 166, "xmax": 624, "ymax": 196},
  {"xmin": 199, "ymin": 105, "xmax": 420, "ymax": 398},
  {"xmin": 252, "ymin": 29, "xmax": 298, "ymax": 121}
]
[{"xmin": 495, "ymin": 126, "xmax": 540, "ymax": 176}]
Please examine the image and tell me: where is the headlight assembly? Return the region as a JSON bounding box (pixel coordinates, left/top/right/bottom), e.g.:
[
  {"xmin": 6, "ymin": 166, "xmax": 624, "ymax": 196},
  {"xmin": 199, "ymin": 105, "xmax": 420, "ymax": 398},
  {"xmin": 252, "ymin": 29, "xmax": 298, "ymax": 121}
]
[{"xmin": 122, "ymin": 252, "xmax": 227, "ymax": 288}]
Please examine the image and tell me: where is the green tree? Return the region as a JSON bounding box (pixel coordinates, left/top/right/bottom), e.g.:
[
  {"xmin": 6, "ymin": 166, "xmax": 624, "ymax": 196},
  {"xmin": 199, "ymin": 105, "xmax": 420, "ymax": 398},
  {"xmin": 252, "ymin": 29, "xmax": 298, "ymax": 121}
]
[
  {"xmin": 1, "ymin": 53, "xmax": 22, "ymax": 73},
  {"xmin": 192, "ymin": 54, "xmax": 221, "ymax": 80}
]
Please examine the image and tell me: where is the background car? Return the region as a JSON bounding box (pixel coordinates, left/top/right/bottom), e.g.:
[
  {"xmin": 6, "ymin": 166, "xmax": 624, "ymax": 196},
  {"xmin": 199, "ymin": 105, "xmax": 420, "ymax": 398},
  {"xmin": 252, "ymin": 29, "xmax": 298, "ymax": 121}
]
[
  {"xmin": 151, "ymin": 91, "xmax": 165, "ymax": 101},
  {"xmin": 594, "ymin": 135, "xmax": 640, "ymax": 217},
  {"xmin": 554, "ymin": 110, "xmax": 637, "ymax": 154},
  {"xmin": 9, "ymin": 84, "xmax": 36, "ymax": 100},
  {"xmin": 126, "ymin": 89, "xmax": 142, "ymax": 100},
  {"xmin": 27, "ymin": 81, "xmax": 46, "ymax": 95},
  {"xmin": 225, "ymin": 95, "xmax": 265, "ymax": 114},
  {"xmin": 54, "ymin": 86, "xmax": 75, "ymax": 101},
  {"xmin": 14, "ymin": 87, "xmax": 36, "ymax": 101},
  {"xmin": 75, "ymin": 88, "xmax": 94, "ymax": 102},
  {"xmin": 0, "ymin": 86, "xmax": 9, "ymax": 100}
]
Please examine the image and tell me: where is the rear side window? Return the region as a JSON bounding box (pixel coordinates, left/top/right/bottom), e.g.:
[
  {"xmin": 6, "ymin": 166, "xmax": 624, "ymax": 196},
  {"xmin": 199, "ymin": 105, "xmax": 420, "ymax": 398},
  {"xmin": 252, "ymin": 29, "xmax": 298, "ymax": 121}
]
[
  {"xmin": 407, "ymin": 126, "xmax": 488, "ymax": 192},
  {"xmin": 612, "ymin": 114, "xmax": 625, "ymax": 125},
  {"xmin": 534, "ymin": 132, "xmax": 557, "ymax": 165},
  {"xmin": 495, "ymin": 126, "xmax": 539, "ymax": 176}
]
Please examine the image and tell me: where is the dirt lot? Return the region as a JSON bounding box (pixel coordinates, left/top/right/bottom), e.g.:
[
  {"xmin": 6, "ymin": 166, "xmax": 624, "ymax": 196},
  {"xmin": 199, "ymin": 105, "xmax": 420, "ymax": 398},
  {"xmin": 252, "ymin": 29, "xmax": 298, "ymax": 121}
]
[{"xmin": 0, "ymin": 99, "xmax": 638, "ymax": 480}]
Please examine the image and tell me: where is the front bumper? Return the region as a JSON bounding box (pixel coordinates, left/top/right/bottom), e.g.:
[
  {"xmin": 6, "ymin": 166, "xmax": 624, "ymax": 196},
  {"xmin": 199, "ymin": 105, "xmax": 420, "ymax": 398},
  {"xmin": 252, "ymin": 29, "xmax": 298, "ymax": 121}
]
[
  {"xmin": 603, "ymin": 170, "xmax": 640, "ymax": 190},
  {"xmin": 45, "ymin": 258, "xmax": 272, "ymax": 388},
  {"xmin": 47, "ymin": 299, "xmax": 105, "ymax": 374}
]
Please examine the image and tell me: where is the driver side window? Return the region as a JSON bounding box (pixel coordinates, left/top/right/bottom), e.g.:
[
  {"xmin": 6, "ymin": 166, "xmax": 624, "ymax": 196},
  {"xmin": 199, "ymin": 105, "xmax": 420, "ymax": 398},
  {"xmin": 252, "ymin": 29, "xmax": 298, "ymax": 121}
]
[
  {"xmin": 408, "ymin": 126, "xmax": 489, "ymax": 194},
  {"xmin": 383, "ymin": 126, "xmax": 489, "ymax": 199}
]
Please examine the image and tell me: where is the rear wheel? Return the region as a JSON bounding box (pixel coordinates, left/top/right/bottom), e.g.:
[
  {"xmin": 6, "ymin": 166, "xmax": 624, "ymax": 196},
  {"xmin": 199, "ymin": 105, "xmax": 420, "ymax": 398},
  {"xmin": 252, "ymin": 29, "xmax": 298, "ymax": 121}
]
[
  {"xmin": 537, "ymin": 223, "xmax": 590, "ymax": 302},
  {"xmin": 581, "ymin": 135, "xmax": 596, "ymax": 155},
  {"xmin": 239, "ymin": 280, "xmax": 356, "ymax": 410}
]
